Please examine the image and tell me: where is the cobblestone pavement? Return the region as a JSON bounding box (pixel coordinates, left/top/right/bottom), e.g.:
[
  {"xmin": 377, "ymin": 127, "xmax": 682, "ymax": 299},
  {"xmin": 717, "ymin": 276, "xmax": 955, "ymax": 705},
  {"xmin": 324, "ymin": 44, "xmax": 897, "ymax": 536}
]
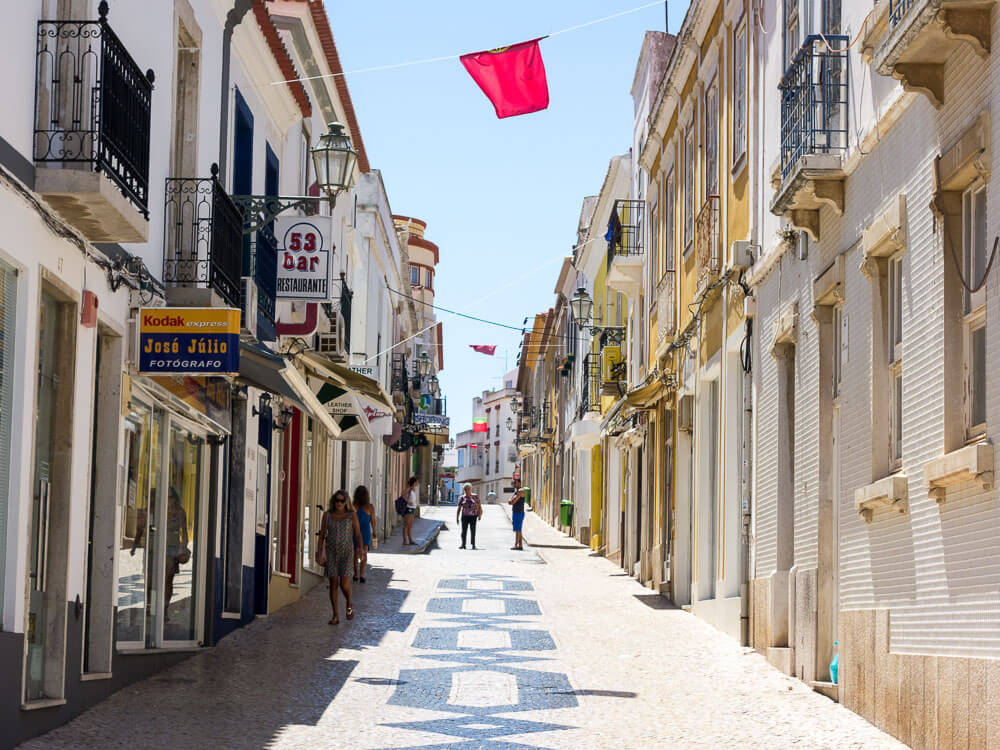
[{"xmin": 22, "ymin": 506, "xmax": 905, "ymax": 749}]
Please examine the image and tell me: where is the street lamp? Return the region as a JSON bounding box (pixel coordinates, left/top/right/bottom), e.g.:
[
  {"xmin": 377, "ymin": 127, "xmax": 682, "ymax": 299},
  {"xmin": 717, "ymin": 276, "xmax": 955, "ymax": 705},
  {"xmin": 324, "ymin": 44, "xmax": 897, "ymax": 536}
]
[
  {"xmin": 506, "ymin": 416, "xmax": 513, "ymax": 431},
  {"xmin": 416, "ymin": 352, "xmax": 432, "ymax": 378},
  {"xmin": 569, "ymin": 286, "xmax": 593, "ymax": 327},
  {"xmin": 569, "ymin": 284, "xmax": 625, "ymax": 344},
  {"xmin": 233, "ymin": 121, "xmax": 358, "ymax": 234},
  {"xmin": 311, "ymin": 122, "xmax": 358, "ymax": 200}
]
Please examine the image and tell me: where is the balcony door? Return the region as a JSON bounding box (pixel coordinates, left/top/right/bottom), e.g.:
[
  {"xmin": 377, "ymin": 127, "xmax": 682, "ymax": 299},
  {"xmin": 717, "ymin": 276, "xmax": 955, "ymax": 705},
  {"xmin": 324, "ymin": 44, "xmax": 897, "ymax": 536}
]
[{"xmin": 25, "ymin": 286, "xmax": 76, "ymax": 703}]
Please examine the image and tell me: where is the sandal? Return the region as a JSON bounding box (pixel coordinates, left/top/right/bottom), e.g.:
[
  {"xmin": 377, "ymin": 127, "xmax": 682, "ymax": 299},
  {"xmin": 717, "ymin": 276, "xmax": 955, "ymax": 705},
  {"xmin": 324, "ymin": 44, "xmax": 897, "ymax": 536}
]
[
  {"xmin": 346, "ymin": 606, "xmax": 355, "ymax": 620},
  {"xmin": 359, "ymin": 576, "xmax": 366, "ymax": 583},
  {"xmin": 329, "ymin": 616, "xmax": 339, "ymax": 625}
]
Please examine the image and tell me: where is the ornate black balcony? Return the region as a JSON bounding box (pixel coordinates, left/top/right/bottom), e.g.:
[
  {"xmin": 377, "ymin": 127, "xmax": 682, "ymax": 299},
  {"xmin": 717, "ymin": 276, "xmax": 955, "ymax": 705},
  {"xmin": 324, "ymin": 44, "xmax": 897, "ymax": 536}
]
[
  {"xmin": 770, "ymin": 36, "xmax": 849, "ymax": 240},
  {"xmin": 580, "ymin": 353, "xmax": 601, "ymax": 417},
  {"xmin": 33, "ymin": 2, "xmax": 153, "ymax": 240},
  {"xmin": 391, "ymin": 353, "xmax": 408, "ymax": 394},
  {"xmin": 163, "ymin": 166, "xmax": 243, "ymax": 309}
]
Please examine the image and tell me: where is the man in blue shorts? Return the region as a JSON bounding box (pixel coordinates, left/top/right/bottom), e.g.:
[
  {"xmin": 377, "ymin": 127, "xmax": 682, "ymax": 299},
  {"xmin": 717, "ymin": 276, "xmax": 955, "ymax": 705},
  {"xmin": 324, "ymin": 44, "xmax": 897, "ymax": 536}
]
[{"xmin": 508, "ymin": 482, "xmax": 526, "ymax": 550}]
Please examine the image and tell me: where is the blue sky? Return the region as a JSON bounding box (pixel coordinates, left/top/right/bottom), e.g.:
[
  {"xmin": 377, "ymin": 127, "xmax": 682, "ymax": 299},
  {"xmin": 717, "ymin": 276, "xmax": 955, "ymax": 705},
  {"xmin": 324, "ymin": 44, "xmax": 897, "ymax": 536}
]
[{"xmin": 329, "ymin": 0, "xmax": 688, "ymax": 434}]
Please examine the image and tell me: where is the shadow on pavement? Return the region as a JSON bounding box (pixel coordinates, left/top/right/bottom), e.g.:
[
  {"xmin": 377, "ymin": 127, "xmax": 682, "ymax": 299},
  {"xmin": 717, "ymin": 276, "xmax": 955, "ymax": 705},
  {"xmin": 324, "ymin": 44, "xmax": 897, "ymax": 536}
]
[
  {"xmin": 554, "ymin": 689, "xmax": 638, "ymax": 698},
  {"xmin": 633, "ymin": 593, "xmax": 676, "ymax": 609}
]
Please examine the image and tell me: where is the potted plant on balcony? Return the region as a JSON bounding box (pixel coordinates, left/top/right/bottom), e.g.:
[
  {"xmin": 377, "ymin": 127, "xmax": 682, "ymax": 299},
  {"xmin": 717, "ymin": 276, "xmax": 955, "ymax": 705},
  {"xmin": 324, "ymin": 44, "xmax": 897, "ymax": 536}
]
[{"xmin": 776, "ymin": 226, "xmax": 799, "ymax": 250}]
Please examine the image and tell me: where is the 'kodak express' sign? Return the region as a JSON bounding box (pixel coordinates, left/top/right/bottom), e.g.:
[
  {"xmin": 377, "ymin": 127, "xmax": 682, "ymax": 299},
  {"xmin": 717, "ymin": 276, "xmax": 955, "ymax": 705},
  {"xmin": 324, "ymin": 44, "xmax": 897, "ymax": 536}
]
[{"xmin": 138, "ymin": 307, "xmax": 240, "ymax": 375}]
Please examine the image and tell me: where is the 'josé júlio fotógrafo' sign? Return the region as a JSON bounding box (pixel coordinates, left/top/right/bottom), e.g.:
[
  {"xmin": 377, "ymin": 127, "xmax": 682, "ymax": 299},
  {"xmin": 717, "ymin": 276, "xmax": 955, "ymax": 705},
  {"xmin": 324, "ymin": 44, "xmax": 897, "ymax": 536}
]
[{"xmin": 138, "ymin": 308, "xmax": 240, "ymax": 375}]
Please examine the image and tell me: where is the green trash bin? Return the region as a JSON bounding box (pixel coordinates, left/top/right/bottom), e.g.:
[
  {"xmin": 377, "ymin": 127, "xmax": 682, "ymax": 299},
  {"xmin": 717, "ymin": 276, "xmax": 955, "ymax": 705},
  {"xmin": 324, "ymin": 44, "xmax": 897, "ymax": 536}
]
[
  {"xmin": 560, "ymin": 499, "xmax": 574, "ymax": 527},
  {"xmin": 522, "ymin": 487, "xmax": 531, "ymax": 508}
]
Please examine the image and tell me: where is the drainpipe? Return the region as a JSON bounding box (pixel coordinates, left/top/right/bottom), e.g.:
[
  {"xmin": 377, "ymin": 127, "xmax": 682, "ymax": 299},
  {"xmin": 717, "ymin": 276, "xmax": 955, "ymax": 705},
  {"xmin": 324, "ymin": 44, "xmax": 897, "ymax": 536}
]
[{"xmin": 218, "ymin": 0, "xmax": 254, "ymax": 184}]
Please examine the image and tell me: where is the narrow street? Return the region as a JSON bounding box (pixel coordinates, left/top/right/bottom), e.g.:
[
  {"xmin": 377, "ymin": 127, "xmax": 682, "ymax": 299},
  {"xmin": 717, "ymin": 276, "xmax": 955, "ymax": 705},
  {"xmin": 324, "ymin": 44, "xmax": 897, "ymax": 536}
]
[{"xmin": 22, "ymin": 506, "xmax": 901, "ymax": 750}]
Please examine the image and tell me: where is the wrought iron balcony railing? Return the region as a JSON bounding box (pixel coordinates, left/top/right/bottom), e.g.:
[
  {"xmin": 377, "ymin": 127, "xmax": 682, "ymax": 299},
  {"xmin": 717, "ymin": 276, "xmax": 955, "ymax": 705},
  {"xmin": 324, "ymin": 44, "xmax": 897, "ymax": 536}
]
[
  {"xmin": 391, "ymin": 353, "xmax": 408, "ymax": 394},
  {"xmin": 163, "ymin": 166, "xmax": 243, "ymax": 309},
  {"xmin": 656, "ymin": 271, "xmax": 676, "ymax": 347},
  {"xmin": 34, "ymin": 2, "xmax": 153, "ymax": 216},
  {"xmin": 695, "ymin": 196, "xmax": 721, "ymax": 291},
  {"xmin": 240, "ymin": 220, "xmax": 277, "ymax": 336},
  {"xmin": 889, "ymin": 0, "xmax": 915, "ymax": 28},
  {"xmin": 779, "ymin": 35, "xmax": 849, "ymax": 180},
  {"xmin": 606, "ymin": 199, "xmax": 645, "ymax": 267},
  {"xmin": 580, "ymin": 353, "xmax": 601, "ymax": 417}
]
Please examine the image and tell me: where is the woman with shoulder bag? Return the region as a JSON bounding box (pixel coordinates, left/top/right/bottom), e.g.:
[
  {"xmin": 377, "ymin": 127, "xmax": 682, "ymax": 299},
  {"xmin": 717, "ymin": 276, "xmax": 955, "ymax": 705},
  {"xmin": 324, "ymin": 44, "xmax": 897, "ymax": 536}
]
[
  {"xmin": 456, "ymin": 484, "xmax": 483, "ymax": 550},
  {"xmin": 317, "ymin": 489, "xmax": 363, "ymax": 624}
]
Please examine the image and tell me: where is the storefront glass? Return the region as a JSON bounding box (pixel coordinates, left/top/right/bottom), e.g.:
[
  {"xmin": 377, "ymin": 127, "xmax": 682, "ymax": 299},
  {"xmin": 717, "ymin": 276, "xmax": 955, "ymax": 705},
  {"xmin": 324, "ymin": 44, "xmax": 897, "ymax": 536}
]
[{"xmin": 117, "ymin": 394, "xmax": 208, "ymax": 648}]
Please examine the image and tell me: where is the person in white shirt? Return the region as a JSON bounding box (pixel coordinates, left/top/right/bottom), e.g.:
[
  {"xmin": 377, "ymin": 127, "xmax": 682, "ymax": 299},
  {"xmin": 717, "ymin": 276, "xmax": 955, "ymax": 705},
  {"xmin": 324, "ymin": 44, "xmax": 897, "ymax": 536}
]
[{"xmin": 403, "ymin": 476, "xmax": 419, "ymax": 545}]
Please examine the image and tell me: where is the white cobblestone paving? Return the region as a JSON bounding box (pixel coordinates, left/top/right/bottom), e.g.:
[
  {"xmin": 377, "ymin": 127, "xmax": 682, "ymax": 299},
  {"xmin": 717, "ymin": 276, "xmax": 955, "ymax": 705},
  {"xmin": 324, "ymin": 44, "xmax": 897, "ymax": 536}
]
[{"xmin": 20, "ymin": 506, "xmax": 906, "ymax": 750}]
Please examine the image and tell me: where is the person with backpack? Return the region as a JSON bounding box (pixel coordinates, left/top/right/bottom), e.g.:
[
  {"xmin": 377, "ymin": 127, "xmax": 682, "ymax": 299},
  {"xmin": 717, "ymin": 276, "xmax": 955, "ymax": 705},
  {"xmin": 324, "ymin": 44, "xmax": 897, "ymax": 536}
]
[
  {"xmin": 456, "ymin": 484, "xmax": 483, "ymax": 549},
  {"xmin": 396, "ymin": 476, "xmax": 419, "ymax": 546}
]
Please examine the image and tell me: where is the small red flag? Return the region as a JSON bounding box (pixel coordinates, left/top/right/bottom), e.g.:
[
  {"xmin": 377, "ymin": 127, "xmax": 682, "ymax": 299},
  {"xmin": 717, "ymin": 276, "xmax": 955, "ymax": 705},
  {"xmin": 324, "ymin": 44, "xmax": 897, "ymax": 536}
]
[
  {"xmin": 470, "ymin": 345, "xmax": 497, "ymax": 355},
  {"xmin": 460, "ymin": 39, "xmax": 549, "ymax": 119}
]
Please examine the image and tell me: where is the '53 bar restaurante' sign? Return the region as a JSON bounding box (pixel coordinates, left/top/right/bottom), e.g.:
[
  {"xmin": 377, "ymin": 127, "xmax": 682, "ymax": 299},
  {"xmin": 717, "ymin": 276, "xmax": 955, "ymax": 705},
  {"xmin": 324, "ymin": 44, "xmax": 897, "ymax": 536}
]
[{"xmin": 138, "ymin": 308, "xmax": 240, "ymax": 375}]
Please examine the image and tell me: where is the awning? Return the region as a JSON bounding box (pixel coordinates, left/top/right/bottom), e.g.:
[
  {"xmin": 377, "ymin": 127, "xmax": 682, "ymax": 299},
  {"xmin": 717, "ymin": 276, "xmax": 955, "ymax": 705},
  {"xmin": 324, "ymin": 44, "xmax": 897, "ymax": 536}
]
[
  {"xmin": 280, "ymin": 365, "xmax": 342, "ymax": 438},
  {"xmin": 306, "ymin": 373, "xmax": 374, "ymax": 442},
  {"xmin": 301, "ymin": 352, "xmax": 394, "ymax": 412},
  {"xmin": 599, "ymin": 396, "xmax": 628, "ymax": 436},
  {"xmin": 624, "ymin": 379, "xmax": 667, "ymax": 411},
  {"xmin": 236, "ymin": 341, "xmax": 306, "ymax": 411}
]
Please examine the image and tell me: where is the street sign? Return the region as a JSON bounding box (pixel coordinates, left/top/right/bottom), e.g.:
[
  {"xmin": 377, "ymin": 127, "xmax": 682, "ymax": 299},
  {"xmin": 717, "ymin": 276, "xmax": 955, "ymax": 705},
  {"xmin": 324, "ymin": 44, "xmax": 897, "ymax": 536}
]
[
  {"xmin": 414, "ymin": 413, "xmax": 450, "ymax": 428},
  {"xmin": 138, "ymin": 307, "xmax": 239, "ymax": 375},
  {"xmin": 275, "ymin": 217, "xmax": 331, "ymax": 300}
]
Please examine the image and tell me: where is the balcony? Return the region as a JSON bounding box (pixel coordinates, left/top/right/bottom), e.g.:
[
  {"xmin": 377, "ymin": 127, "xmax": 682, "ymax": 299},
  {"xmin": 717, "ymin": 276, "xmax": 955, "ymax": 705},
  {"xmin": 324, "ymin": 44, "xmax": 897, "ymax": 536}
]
[
  {"xmin": 390, "ymin": 353, "xmax": 408, "ymax": 396},
  {"xmin": 866, "ymin": 0, "xmax": 992, "ymax": 107},
  {"xmin": 770, "ymin": 36, "xmax": 849, "ymax": 241},
  {"xmin": 655, "ymin": 271, "xmax": 676, "ymax": 358},
  {"xmin": 695, "ymin": 197, "xmax": 721, "ymax": 293},
  {"xmin": 579, "ymin": 353, "xmax": 601, "ymax": 418},
  {"xmin": 606, "ymin": 199, "xmax": 645, "ymax": 299},
  {"xmin": 163, "ymin": 167, "xmax": 243, "ymax": 309},
  {"xmin": 33, "ymin": 3, "xmax": 153, "ymax": 242},
  {"xmin": 240, "ymin": 220, "xmax": 277, "ymax": 341},
  {"xmin": 456, "ymin": 463, "xmax": 483, "ymax": 484}
]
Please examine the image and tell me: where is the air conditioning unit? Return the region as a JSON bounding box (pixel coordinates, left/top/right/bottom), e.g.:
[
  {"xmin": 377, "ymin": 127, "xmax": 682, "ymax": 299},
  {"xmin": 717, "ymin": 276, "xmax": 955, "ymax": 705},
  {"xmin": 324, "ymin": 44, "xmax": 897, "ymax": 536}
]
[
  {"xmin": 316, "ymin": 312, "xmax": 346, "ymax": 358},
  {"xmin": 728, "ymin": 240, "xmax": 753, "ymax": 274},
  {"xmin": 677, "ymin": 394, "xmax": 694, "ymax": 432},
  {"xmin": 241, "ymin": 277, "xmax": 258, "ymax": 338}
]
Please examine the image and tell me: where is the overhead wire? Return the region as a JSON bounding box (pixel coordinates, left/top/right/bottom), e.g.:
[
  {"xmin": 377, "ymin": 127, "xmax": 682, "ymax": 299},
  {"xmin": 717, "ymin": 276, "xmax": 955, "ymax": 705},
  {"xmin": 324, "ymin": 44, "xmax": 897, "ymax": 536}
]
[{"xmin": 267, "ymin": 0, "xmax": 666, "ymax": 87}]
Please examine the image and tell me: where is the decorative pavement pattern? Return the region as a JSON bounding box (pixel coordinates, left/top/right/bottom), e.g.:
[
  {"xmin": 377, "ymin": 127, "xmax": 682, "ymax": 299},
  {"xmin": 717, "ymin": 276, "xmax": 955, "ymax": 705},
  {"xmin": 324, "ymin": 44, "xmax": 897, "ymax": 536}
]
[{"xmin": 382, "ymin": 573, "xmax": 575, "ymax": 749}]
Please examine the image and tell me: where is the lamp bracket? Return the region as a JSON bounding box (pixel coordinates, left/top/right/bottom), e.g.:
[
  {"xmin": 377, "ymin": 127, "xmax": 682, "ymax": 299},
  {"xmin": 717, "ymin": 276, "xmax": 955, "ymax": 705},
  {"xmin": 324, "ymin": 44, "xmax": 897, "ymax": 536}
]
[
  {"xmin": 231, "ymin": 194, "xmax": 330, "ymax": 235},
  {"xmin": 581, "ymin": 325, "xmax": 626, "ymax": 346}
]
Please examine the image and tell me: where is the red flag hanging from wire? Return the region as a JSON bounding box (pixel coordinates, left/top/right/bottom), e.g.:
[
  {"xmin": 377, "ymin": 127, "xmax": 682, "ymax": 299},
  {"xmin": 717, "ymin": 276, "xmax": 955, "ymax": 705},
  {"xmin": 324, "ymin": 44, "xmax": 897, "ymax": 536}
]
[
  {"xmin": 460, "ymin": 38, "xmax": 549, "ymax": 119},
  {"xmin": 469, "ymin": 345, "xmax": 497, "ymax": 355}
]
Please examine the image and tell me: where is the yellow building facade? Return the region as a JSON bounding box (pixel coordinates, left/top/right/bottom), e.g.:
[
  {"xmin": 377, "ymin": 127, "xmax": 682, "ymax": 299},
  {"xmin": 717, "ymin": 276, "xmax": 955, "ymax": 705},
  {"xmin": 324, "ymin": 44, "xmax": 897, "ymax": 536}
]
[{"xmin": 641, "ymin": 0, "xmax": 752, "ymax": 641}]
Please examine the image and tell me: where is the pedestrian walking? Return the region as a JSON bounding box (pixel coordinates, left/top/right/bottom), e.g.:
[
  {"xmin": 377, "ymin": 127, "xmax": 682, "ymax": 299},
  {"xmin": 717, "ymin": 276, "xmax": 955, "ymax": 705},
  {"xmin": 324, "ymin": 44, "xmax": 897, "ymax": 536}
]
[
  {"xmin": 353, "ymin": 485, "xmax": 375, "ymax": 582},
  {"xmin": 508, "ymin": 481, "xmax": 526, "ymax": 550},
  {"xmin": 456, "ymin": 484, "xmax": 483, "ymax": 549},
  {"xmin": 402, "ymin": 476, "xmax": 419, "ymax": 545},
  {"xmin": 317, "ymin": 489, "xmax": 363, "ymax": 625}
]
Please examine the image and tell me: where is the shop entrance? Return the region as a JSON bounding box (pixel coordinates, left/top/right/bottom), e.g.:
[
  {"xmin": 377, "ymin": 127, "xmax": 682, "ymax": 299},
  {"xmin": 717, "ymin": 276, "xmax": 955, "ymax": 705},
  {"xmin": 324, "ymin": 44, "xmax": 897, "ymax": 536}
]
[{"xmin": 117, "ymin": 398, "xmax": 211, "ymax": 649}]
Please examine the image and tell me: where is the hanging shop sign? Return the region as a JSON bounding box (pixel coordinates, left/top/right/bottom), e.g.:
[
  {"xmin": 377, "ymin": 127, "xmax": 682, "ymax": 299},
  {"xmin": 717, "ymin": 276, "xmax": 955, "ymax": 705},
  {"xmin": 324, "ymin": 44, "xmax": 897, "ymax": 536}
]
[
  {"xmin": 414, "ymin": 413, "xmax": 450, "ymax": 429},
  {"xmin": 138, "ymin": 308, "xmax": 239, "ymax": 375},
  {"xmin": 275, "ymin": 216, "xmax": 332, "ymax": 300}
]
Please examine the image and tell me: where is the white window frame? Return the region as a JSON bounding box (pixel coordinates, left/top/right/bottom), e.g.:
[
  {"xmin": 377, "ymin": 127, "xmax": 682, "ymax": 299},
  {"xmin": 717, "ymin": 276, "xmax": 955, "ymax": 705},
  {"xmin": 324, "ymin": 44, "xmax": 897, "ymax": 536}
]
[
  {"xmin": 705, "ymin": 79, "xmax": 720, "ymax": 198},
  {"xmin": 963, "ymin": 182, "xmax": 988, "ymax": 439},
  {"xmin": 733, "ymin": 22, "xmax": 748, "ymax": 169},
  {"xmin": 665, "ymin": 169, "xmax": 676, "ymax": 273},
  {"xmin": 784, "ymin": 0, "xmax": 800, "ymax": 68},
  {"xmin": 832, "ymin": 304, "xmax": 843, "ymax": 400},
  {"xmin": 683, "ymin": 127, "xmax": 695, "ymax": 254},
  {"xmin": 888, "ymin": 254, "xmax": 903, "ymax": 468}
]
